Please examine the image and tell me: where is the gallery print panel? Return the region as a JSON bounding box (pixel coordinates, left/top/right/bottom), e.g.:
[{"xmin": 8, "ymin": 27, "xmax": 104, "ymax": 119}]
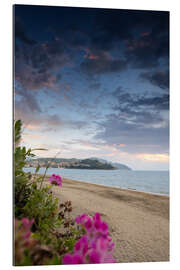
[{"xmin": 13, "ymin": 4, "xmax": 169, "ymax": 266}]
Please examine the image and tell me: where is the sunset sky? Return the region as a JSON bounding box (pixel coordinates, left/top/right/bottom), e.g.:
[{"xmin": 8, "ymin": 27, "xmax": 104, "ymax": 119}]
[{"xmin": 14, "ymin": 5, "xmax": 169, "ymax": 170}]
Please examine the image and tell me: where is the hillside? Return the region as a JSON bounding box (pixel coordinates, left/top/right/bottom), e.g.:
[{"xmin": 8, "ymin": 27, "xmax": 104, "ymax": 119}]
[
  {"xmin": 89, "ymin": 157, "xmax": 131, "ymax": 170},
  {"xmin": 25, "ymin": 157, "xmax": 131, "ymax": 170}
]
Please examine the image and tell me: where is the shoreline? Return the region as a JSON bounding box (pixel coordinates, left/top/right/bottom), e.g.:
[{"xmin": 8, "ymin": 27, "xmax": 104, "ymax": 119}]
[
  {"xmin": 62, "ymin": 177, "xmax": 170, "ymax": 198},
  {"xmin": 41, "ymin": 173, "xmax": 169, "ymax": 198}
]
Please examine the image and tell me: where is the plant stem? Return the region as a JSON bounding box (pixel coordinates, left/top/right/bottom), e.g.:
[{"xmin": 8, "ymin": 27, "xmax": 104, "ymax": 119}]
[{"xmin": 39, "ymin": 164, "xmax": 49, "ymax": 190}]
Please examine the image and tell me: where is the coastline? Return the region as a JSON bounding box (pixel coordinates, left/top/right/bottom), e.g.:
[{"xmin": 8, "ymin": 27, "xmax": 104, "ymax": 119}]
[
  {"xmin": 67, "ymin": 179, "xmax": 169, "ymax": 198},
  {"xmin": 56, "ymin": 175, "xmax": 169, "ymax": 197},
  {"xmin": 31, "ymin": 170, "xmax": 169, "ymax": 197},
  {"xmin": 42, "ymin": 175, "xmax": 169, "ymax": 262}
]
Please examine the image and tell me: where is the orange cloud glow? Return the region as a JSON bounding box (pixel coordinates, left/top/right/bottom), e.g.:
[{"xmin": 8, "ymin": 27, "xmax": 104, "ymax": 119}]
[
  {"xmin": 136, "ymin": 153, "xmax": 169, "ymax": 163},
  {"xmin": 24, "ymin": 124, "xmax": 42, "ymax": 130}
]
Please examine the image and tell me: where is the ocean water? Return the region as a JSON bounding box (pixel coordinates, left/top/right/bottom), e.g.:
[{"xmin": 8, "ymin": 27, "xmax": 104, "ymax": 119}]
[{"xmin": 24, "ymin": 167, "xmax": 169, "ymax": 196}]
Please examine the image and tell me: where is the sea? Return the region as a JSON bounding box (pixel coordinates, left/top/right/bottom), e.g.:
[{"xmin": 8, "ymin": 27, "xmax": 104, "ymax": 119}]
[{"xmin": 23, "ymin": 167, "xmax": 169, "ymax": 196}]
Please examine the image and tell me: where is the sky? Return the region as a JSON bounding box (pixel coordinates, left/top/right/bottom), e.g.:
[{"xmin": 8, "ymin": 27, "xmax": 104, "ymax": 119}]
[{"xmin": 14, "ymin": 5, "xmax": 169, "ymax": 170}]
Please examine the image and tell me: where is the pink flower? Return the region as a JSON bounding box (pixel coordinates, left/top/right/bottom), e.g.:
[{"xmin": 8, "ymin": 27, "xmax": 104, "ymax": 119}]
[
  {"xmin": 48, "ymin": 174, "xmax": 62, "ymax": 187},
  {"xmin": 23, "ymin": 231, "xmax": 31, "ymax": 240},
  {"xmin": 85, "ymin": 217, "xmax": 93, "ymax": 231},
  {"xmin": 71, "ymin": 254, "xmax": 85, "ymax": 264},
  {"xmin": 74, "ymin": 235, "xmax": 88, "ymax": 256},
  {"xmin": 62, "ymin": 254, "xmax": 85, "ymax": 264},
  {"xmin": 21, "ymin": 218, "xmax": 34, "ymax": 240},
  {"xmin": 15, "ymin": 218, "xmax": 35, "ymax": 248},
  {"xmin": 93, "ymin": 212, "xmax": 101, "ymax": 221},
  {"xmin": 21, "ymin": 217, "xmax": 34, "ymax": 228},
  {"xmin": 62, "ymin": 212, "xmax": 116, "ymax": 264},
  {"xmin": 94, "ymin": 219, "xmax": 101, "ymax": 231},
  {"xmin": 89, "ymin": 250, "xmax": 101, "ymax": 263},
  {"xmin": 62, "ymin": 254, "xmax": 73, "ymax": 264},
  {"xmin": 101, "ymin": 221, "xmax": 108, "ymax": 233},
  {"xmin": 75, "ymin": 213, "xmax": 87, "ymax": 224}
]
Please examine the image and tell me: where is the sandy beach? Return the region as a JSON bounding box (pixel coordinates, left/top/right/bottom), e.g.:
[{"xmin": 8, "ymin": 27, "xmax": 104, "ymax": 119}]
[{"xmin": 47, "ymin": 177, "xmax": 169, "ymax": 263}]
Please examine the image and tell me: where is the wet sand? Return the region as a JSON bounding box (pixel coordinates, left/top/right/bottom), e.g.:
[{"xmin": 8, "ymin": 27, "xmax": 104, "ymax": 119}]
[{"xmin": 47, "ymin": 177, "xmax": 169, "ymax": 263}]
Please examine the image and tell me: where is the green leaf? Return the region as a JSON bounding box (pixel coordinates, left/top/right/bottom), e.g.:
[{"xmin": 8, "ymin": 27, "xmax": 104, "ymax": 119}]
[{"xmin": 14, "ymin": 119, "xmax": 22, "ymax": 144}]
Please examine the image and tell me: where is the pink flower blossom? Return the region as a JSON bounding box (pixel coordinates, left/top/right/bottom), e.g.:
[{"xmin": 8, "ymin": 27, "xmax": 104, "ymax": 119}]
[
  {"xmin": 63, "ymin": 254, "xmax": 85, "ymax": 264},
  {"xmin": 89, "ymin": 250, "xmax": 101, "ymax": 263},
  {"xmin": 94, "ymin": 219, "xmax": 101, "ymax": 231},
  {"xmin": 21, "ymin": 217, "xmax": 34, "ymax": 228},
  {"xmin": 48, "ymin": 174, "xmax": 62, "ymax": 187},
  {"xmin": 71, "ymin": 254, "xmax": 85, "ymax": 264},
  {"xmin": 85, "ymin": 217, "xmax": 93, "ymax": 231},
  {"xmin": 101, "ymin": 221, "xmax": 108, "ymax": 233},
  {"xmin": 74, "ymin": 235, "xmax": 88, "ymax": 255},
  {"xmin": 75, "ymin": 213, "xmax": 87, "ymax": 224},
  {"xmin": 93, "ymin": 212, "xmax": 101, "ymax": 221},
  {"xmin": 23, "ymin": 231, "xmax": 31, "ymax": 240},
  {"xmin": 15, "ymin": 218, "xmax": 35, "ymax": 248},
  {"xmin": 62, "ymin": 212, "xmax": 116, "ymax": 264},
  {"xmin": 62, "ymin": 254, "xmax": 73, "ymax": 264}
]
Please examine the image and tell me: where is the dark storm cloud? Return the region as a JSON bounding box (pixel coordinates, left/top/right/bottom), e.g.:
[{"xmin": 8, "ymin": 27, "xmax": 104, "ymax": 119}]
[
  {"xmin": 15, "ymin": 38, "xmax": 70, "ymax": 90},
  {"xmin": 58, "ymin": 29, "xmax": 89, "ymax": 50},
  {"xmin": 92, "ymin": 10, "xmax": 168, "ymax": 42},
  {"xmin": 75, "ymin": 9, "xmax": 169, "ymax": 76},
  {"xmin": 113, "ymin": 88, "xmax": 169, "ymax": 111},
  {"xmin": 125, "ymin": 33, "xmax": 169, "ymax": 69},
  {"xmin": 14, "ymin": 12, "xmax": 71, "ymax": 91},
  {"xmin": 140, "ymin": 70, "xmax": 169, "ymax": 91},
  {"xmin": 15, "ymin": 88, "xmax": 42, "ymax": 113},
  {"xmin": 112, "ymin": 102, "xmax": 167, "ymax": 127},
  {"xmin": 81, "ymin": 51, "xmax": 127, "ymax": 75},
  {"xmin": 93, "ymin": 87, "xmax": 169, "ymax": 154},
  {"xmin": 15, "ymin": 7, "xmax": 169, "ymax": 84},
  {"xmin": 90, "ymin": 9, "xmax": 144, "ymax": 50},
  {"xmin": 125, "ymin": 37, "xmax": 159, "ymax": 68},
  {"xmin": 15, "ymin": 16, "xmax": 36, "ymax": 45},
  {"xmin": 135, "ymin": 95, "xmax": 169, "ymax": 110},
  {"xmin": 90, "ymin": 9, "xmax": 169, "ymax": 69},
  {"xmin": 56, "ymin": 73, "xmax": 62, "ymax": 82},
  {"xmin": 15, "ymin": 62, "xmax": 57, "ymax": 90},
  {"xmin": 30, "ymin": 40, "xmax": 68, "ymax": 72},
  {"xmin": 38, "ymin": 8, "xmax": 168, "ymax": 75}
]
